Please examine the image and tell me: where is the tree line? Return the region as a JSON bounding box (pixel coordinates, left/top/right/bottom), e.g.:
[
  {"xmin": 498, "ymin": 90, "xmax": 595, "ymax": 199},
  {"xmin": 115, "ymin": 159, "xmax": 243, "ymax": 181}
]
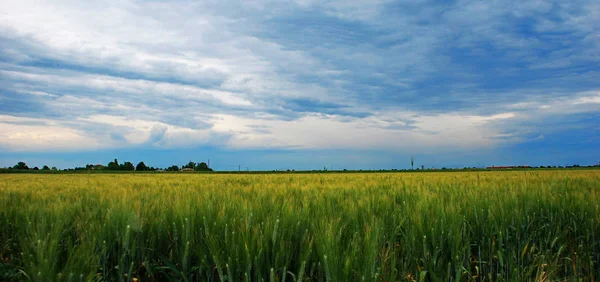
[
  {"xmin": 4, "ymin": 160, "xmax": 598, "ymax": 173},
  {"xmin": 6, "ymin": 159, "xmax": 213, "ymax": 172}
]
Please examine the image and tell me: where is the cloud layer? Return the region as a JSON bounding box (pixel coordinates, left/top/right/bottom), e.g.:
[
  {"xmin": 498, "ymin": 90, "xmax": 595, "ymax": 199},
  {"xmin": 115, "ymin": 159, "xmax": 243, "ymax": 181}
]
[{"xmin": 1, "ymin": 0, "xmax": 599, "ymax": 167}]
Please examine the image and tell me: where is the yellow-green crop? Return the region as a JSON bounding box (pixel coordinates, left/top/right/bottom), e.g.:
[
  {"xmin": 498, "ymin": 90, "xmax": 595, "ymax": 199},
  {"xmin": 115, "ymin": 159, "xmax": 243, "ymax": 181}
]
[{"xmin": 1, "ymin": 170, "xmax": 599, "ymax": 281}]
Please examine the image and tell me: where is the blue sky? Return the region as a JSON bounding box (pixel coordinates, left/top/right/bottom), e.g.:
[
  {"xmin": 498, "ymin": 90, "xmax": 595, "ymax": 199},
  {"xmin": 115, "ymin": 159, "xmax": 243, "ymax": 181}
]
[{"xmin": 0, "ymin": 0, "xmax": 599, "ymax": 170}]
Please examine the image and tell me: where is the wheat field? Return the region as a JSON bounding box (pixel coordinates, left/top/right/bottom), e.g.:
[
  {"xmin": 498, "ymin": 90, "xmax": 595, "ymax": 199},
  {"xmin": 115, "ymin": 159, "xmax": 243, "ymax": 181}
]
[{"xmin": 1, "ymin": 170, "xmax": 599, "ymax": 281}]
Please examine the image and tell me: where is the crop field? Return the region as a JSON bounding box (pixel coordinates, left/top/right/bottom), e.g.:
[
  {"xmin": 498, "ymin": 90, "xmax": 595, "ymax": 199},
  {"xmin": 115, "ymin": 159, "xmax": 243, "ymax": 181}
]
[{"xmin": 0, "ymin": 170, "xmax": 599, "ymax": 281}]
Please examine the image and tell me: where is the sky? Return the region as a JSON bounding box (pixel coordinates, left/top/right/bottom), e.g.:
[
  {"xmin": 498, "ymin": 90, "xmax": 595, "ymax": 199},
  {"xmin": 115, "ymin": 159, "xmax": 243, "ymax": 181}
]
[{"xmin": 0, "ymin": 0, "xmax": 599, "ymax": 170}]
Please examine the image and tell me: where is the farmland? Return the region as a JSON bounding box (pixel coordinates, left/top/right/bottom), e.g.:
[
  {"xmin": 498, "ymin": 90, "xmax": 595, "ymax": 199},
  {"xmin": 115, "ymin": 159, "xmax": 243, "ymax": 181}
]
[{"xmin": 0, "ymin": 170, "xmax": 599, "ymax": 281}]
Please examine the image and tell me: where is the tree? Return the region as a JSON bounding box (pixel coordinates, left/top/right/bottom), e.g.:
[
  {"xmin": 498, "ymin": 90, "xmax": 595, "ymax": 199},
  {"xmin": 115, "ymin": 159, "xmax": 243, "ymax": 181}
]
[
  {"xmin": 107, "ymin": 159, "xmax": 120, "ymax": 170},
  {"xmin": 33, "ymin": 166, "xmax": 39, "ymax": 170},
  {"xmin": 136, "ymin": 162, "xmax": 148, "ymax": 171},
  {"xmin": 13, "ymin": 162, "xmax": 28, "ymax": 170},
  {"xmin": 120, "ymin": 162, "xmax": 135, "ymax": 171},
  {"xmin": 166, "ymin": 165, "xmax": 179, "ymax": 171},
  {"xmin": 195, "ymin": 162, "xmax": 212, "ymax": 171},
  {"xmin": 42, "ymin": 165, "xmax": 50, "ymax": 170}
]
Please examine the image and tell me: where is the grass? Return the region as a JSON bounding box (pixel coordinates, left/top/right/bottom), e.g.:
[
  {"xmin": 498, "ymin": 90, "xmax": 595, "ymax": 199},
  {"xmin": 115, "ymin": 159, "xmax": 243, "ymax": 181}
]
[{"xmin": 0, "ymin": 170, "xmax": 599, "ymax": 281}]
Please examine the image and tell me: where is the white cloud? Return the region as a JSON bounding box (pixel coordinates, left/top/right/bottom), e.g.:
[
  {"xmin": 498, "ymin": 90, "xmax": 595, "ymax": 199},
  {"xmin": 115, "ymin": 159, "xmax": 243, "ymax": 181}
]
[
  {"xmin": 517, "ymin": 91, "xmax": 600, "ymax": 114},
  {"xmin": 1, "ymin": 70, "xmax": 253, "ymax": 107},
  {"xmin": 14, "ymin": 90, "xmax": 58, "ymax": 97},
  {"xmin": 0, "ymin": 113, "xmax": 217, "ymax": 151},
  {"xmin": 572, "ymin": 91, "xmax": 600, "ymax": 105},
  {"xmin": 0, "ymin": 115, "xmax": 103, "ymax": 151},
  {"xmin": 210, "ymin": 111, "xmax": 517, "ymax": 150},
  {"xmin": 294, "ymin": 0, "xmax": 392, "ymax": 22},
  {"xmin": 78, "ymin": 114, "xmax": 215, "ymax": 148},
  {"xmin": 0, "ymin": 106, "xmax": 519, "ymax": 153}
]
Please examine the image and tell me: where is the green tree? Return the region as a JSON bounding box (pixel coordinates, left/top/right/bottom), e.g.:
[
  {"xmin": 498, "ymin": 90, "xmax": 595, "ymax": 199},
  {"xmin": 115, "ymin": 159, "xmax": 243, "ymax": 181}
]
[
  {"xmin": 42, "ymin": 165, "xmax": 50, "ymax": 170},
  {"xmin": 120, "ymin": 162, "xmax": 135, "ymax": 171},
  {"xmin": 136, "ymin": 162, "xmax": 148, "ymax": 171},
  {"xmin": 166, "ymin": 165, "xmax": 179, "ymax": 171},
  {"xmin": 13, "ymin": 162, "xmax": 28, "ymax": 170},
  {"xmin": 184, "ymin": 161, "xmax": 196, "ymax": 169},
  {"xmin": 107, "ymin": 159, "xmax": 120, "ymax": 170},
  {"xmin": 195, "ymin": 162, "xmax": 212, "ymax": 171}
]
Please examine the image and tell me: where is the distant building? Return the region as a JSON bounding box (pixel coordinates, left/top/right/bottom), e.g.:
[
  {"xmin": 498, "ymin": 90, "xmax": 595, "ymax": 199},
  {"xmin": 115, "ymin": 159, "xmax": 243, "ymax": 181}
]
[{"xmin": 181, "ymin": 168, "xmax": 194, "ymax": 172}]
